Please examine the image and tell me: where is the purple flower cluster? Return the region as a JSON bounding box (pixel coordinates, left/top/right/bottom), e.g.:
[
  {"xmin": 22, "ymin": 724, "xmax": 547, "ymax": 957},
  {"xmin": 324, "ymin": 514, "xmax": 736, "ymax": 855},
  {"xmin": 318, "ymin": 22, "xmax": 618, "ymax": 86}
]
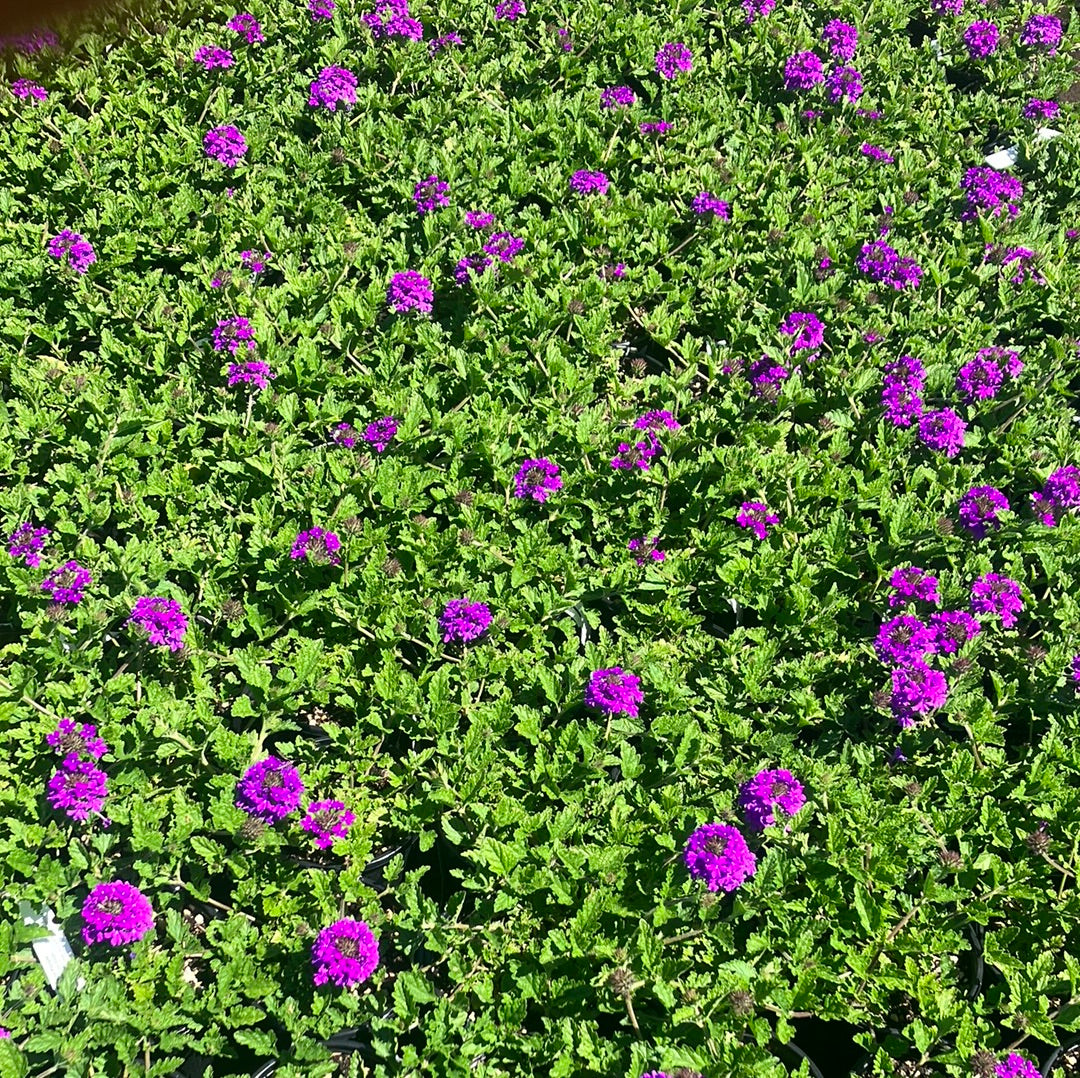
[
  {"xmin": 570, "ymin": 170, "xmax": 609, "ymax": 196},
  {"xmin": 332, "ymin": 422, "xmax": 356, "ymax": 448},
  {"xmin": 387, "ymin": 270, "xmax": 433, "ymax": 314},
  {"xmin": 1019, "ymin": 15, "xmax": 1062, "ymax": 54},
  {"xmin": 82, "ymin": 882, "xmax": 154, "ymax": 947},
  {"xmin": 301, "ymin": 800, "xmax": 356, "ymax": 849},
  {"xmin": 960, "ymin": 167, "xmax": 1022, "ymax": 220},
  {"xmin": 227, "ymin": 361, "xmax": 275, "ymax": 390},
  {"xmin": 213, "ymin": 315, "xmax": 256, "ymax": 355},
  {"xmin": 881, "ymin": 355, "xmax": 925, "ymax": 427},
  {"xmin": 600, "ymin": 86, "xmax": 635, "ymax": 109},
  {"xmin": 8, "ymin": 522, "xmax": 49, "ymax": 567},
  {"xmin": 363, "ymin": 416, "xmax": 398, "ymax": 452},
  {"xmin": 11, "ymin": 78, "xmax": 48, "ymax": 101},
  {"xmin": 514, "ymin": 458, "xmax": 562, "ymax": 502},
  {"xmin": 747, "ymin": 356, "xmax": 790, "ymax": 398},
  {"xmin": 585, "ymin": 667, "xmax": 643, "ymax": 718},
  {"xmin": 47, "ymin": 230, "xmax": 96, "ymax": 274},
  {"xmin": 655, "ymin": 42, "xmax": 692, "ymax": 79},
  {"xmin": 241, "ymin": 249, "xmax": 271, "ymax": 275},
  {"xmin": 483, "ymin": 231, "xmax": 525, "ymax": 262},
  {"xmin": 876, "ymin": 615, "xmax": 936, "ymax": 666},
  {"xmin": 739, "ymin": 769, "xmax": 806, "ymax": 832},
  {"xmin": 1032, "ymin": 466, "xmax": 1080, "ymax": 526},
  {"xmin": 956, "ymin": 347, "xmax": 1022, "ymax": 402},
  {"xmin": 640, "ymin": 121, "xmax": 673, "ymax": 135},
  {"xmin": 610, "ymin": 435, "xmax": 658, "ymax": 472},
  {"xmin": 779, "ymin": 311, "xmax": 824, "ymax": 356},
  {"xmin": 891, "ymin": 662, "xmax": 948, "ymax": 727},
  {"xmin": 995, "ymin": 1053, "xmax": 1040, "ymax": 1078},
  {"xmin": 995, "ymin": 245, "xmax": 1044, "ymax": 287},
  {"xmin": 47, "ymin": 757, "xmax": 109, "ymax": 820},
  {"xmin": 684, "ymin": 823, "xmax": 756, "ymax": 892},
  {"xmin": 628, "ymin": 537, "xmax": 664, "ymax": 564},
  {"xmin": 857, "ymin": 241, "xmax": 922, "ymax": 289},
  {"xmin": 494, "ymin": 0, "xmax": 525, "ymax": 20},
  {"xmin": 312, "ymin": 919, "xmax": 379, "ymax": 987},
  {"xmin": 822, "ymin": 19, "xmax": 858, "ymax": 60},
  {"xmin": 1023, "ymin": 99, "xmax": 1059, "ymax": 121},
  {"xmin": 970, "ymin": 572, "xmax": 1023, "ymax": 628},
  {"xmin": 204, "ymin": 124, "xmax": 247, "ymax": 167},
  {"xmin": 309, "ymin": 66, "xmax": 358, "ymax": 110},
  {"xmin": 918, "ymin": 409, "xmax": 967, "ymax": 458},
  {"xmin": 47, "ymin": 719, "xmax": 108, "ymax": 760},
  {"xmin": 959, "ymin": 486, "xmax": 1009, "ymax": 537},
  {"xmin": 40, "ymin": 560, "xmax": 92, "ymax": 604},
  {"xmin": 692, "ymin": 192, "xmax": 730, "ymax": 219},
  {"xmin": 963, "ymin": 20, "xmax": 999, "ymax": 59},
  {"xmin": 194, "ymin": 45, "xmax": 234, "ymax": 69},
  {"xmin": 931, "ymin": 610, "xmax": 981, "ymax": 655},
  {"xmin": 784, "ymin": 51, "xmax": 825, "ymax": 92},
  {"xmin": 736, "ymin": 501, "xmax": 779, "ymax": 540},
  {"xmin": 414, "ymin": 175, "xmax": 450, "ymax": 214},
  {"xmin": 826, "ymin": 65, "xmax": 863, "ymax": 104},
  {"xmin": 742, "ymin": 0, "xmax": 775, "ymax": 22},
  {"xmin": 310, "ymin": 0, "xmax": 336, "ymax": 21},
  {"xmin": 860, "ymin": 143, "xmax": 894, "ymax": 164},
  {"xmin": 440, "ymin": 599, "xmax": 492, "ymax": 643},
  {"xmin": 634, "ymin": 410, "xmax": 680, "ymax": 434},
  {"xmin": 290, "ymin": 527, "xmax": 342, "ymax": 565},
  {"xmin": 127, "ymin": 597, "xmax": 188, "ymax": 651},
  {"xmin": 227, "ymin": 13, "xmax": 264, "ymax": 43},
  {"xmin": 888, "ymin": 566, "xmax": 940, "ymax": 607},
  {"xmin": 235, "ymin": 757, "xmax": 305, "ymax": 821}
]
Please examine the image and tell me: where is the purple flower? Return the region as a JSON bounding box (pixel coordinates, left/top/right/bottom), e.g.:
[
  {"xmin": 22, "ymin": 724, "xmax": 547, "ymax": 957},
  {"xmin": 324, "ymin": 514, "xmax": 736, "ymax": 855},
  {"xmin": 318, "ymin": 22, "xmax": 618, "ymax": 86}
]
[
  {"xmin": 483, "ymin": 232, "xmax": 524, "ymax": 262},
  {"xmin": 570, "ymin": 170, "xmax": 609, "ymax": 196},
  {"xmin": 970, "ymin": 572, "xmax": 1023, "ymax": 629},
  {"xmin": 585, "ymin": 667, "xmax": 643, "ymax": 718},
  {"xmin": 1019, "ymin": 15, "xmax": 1062, "ymax": 54},
  {"xmin": 995, "ymin": 1053, "xmax": 1041, "ymax": 1078},
  {"xmin": 822, "ymin": 19, "xmax": 857, "ymax": 60},
  {"xmin": 890, "ymin": 662, "xmax": 948, "ymax": 726},
  {"xmin": 996, "ymin": 245, "xmax": 1044, "ymax": 287},
  {"xmin": 929, "ymin": 610, "xmax": 981, "ymax": 655},
  {"xmin": 203, "ymin": 124, "xmax": 247, "ymax": 167},
  {"xmin": 11, "ymin": 78, "xmax": 47, "ymax": 101},
  {"xmin": 47, "ymin": 230, "xmax": 96, "ymax": 274},
  {"xmin": 194, "ymin": 44, "xmax": 234, "ymax": 69},
  {"xmin": 930, "ymin": 0, "xmax": 963, "ymax": 12},
  {"xmin": 628, "ymin": 537, "xmax": 665, "ymax": 565},
  {"xmin": 387, "ymin": 270, "xmax": 433, "ymax": 315},
  {"xmin": 127, "ymin": 597, "xmax": 188, "ymax": 651},
  {"xmin": 857, "ymin": 240, "xmax": 922, "ymax": 289},
  {"xmin": 960, "ymin": 167, "xmax": 1022, "ymax": 220},
  {"xmin": 959, "ymin": 485, "xmax": 1009, "ymax": 537},
  {"xmin": 429, "ymin": 31, "xmax": 464, "ymax": 54},
  {"xmin": 684, "ymin": 823, "xmax": 756, "ymax": 893},
  {"xmin": 226, "ymin": 361, "xmax": 274, "ymax": 390},
  {"xmin": 692, "ymin": 191, "xmax": 730, "ymax": 219},
  {"xmin": 8, "ymin": 522, "xmax": 49, "ymax": 567},
  {"xmin": 875, "ymin": 615, "xmax": 937, "ymax": 666},
  {"xmin": 414, "ymin": 175, "xmax": 450, "ymax": 214},
  {"xmin": 312, "ymin": 919, "xmax": 379, "ymax": 987},
  {"xmin": 309, "ymin": 0, "xmax": 335, "ymax": 20},
  {"xmin": 881, "ymin": 382, "xmax": 923, "ymax": 427},
  {"xmin": 639, "ymin": 121, "xmax": 673, "ymax": 134},
  {"xmin": 40, "ymin": 560, "xmax": 92, "ymax": 605},
  {"xmin": 290, "ymin": 527, "xmax": 342, "ymax": 565},
  {"xmin": 779, "ymin": 311, "xmax": 824, "ymax": 356},
  {"xmin": 857, "ymin": 107, "xmax": 884, "ymax": 120},
  {"xmin": 1031, "ymin": 465, "xmax": 1080, "ymax": 526},
  {"xmin": 81, "ymin": 882, "xmax": 154, "ymax": 947},
  {"xmin": 747, "ymin": 357, "xmax": 790, "ymax": 398},
  {"xmin": 47, "ymin": 719, "xmax": 108, "ymax": 760},
  {"xmin": 555, "ymin": 26, "xmax": 572, "ymax": 51},
  {"xmin": 736, "ymin": 501, "xmax": 779, "ymax": 540},
  {"xmin": 439, "ymin": 598, "xmax": 492, "ymax": 643},
  {"xmin": 332, "ymin": 422, "xmax": 356, "ymax": 448},
  {"xmin": 860, "ymin": 143, "xmax": 894, "ymax": 163},
  {"xmin": 918, "ymin": 409, "xmax": 966, "ymax": 458},
  {"xmin": 0, "ymin": 28, "xmax": 59, "ymax": 53},
  {"xmin": 301, "ymin": 800, "xmax": 356, "ymax": 849},
  {"xmin": 465, "ymin": 211, "xmax": 495, "ymax": 229},
  {"xmin": 309, "ymin": 65, "xmax": 358, "ymax": 110},
  {"xmin": 1070, "ymin": 655, "xmax": 1080, "ymax": 690},
  {"xmin": 826, "ymin": 66, "xmax": 863, "ymax": 104},
  {"xmin": 361, "ymin": 0, "xmax": 423, "ymax": 39},
  {"xmin": 600, "ymin": 86, "xmax": 636, "ymax": 109},
  {"xmin": 514, "ymin": 458, "xmax": 562, "ymax": 502},
  {"xmin": 1024, "ymin": 99, "xmax": 1060, "ymax": 121},
  {"xmin": 739, "ymin": 769, "xmax": 806, "ymax": 832},
  {"xmin": 47, "ymin": 757, "xmax": 108, "ymax": 821},
  {"xmin": 227, "ymin": 13, "xmax": 264, "ymax": 43},
  {"xmin": 957, "ymin": 347, "xmax": 1022, "ymax": 401},
  {"xmin": 213, "ymin": 316, "xmax": 256, "ymax": 355},
  {"xmin": 241, "ymin": 249, "xmax": 271, "ymax": 275},
  {"xmin": 963, "ymin": 20, "xmax": 999, "ymax": 59},
  {"xmin": 743, "ymin": 0, "xmax": 775, "ymax": 22},
  {"xmin": 888, "ymin": 566, "xmax": 940, "ymax": 607},
  {"xmin": 455, "ymin": 253, "xmax": 493, "ymax": 285},
  {"xmin": 610, "ymin": 435, "xmax": 658, "ymax": 471},
  {"xmin": 235, "ymin": 757, "xmax": 305, "ymax": 821},
  {"xmin": 363, "ymin": 416, "xmax": 398, "ymax": 452},
  {"xmin": 783, "ymin": 51, "xmax": 824, "ymax": 92},
  {"xmin": 0, "ymin": 1029, "xmax": 8, "ymax": 1038},
  {"xmin": 634, "ymin": 410, "xmax": 680, "ymax": 434},
  {"xmin": 655, "ymin": 41, "xmax": 692, "ymax": 79},
  {"xmin": 494, "ymin": 0, "xmax": 525, "ymax": 19}
]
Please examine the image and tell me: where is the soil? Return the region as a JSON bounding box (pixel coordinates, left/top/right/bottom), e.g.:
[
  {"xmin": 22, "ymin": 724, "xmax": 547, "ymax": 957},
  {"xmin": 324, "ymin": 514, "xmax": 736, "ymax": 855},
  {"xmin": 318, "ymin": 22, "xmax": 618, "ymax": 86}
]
[{"xmin": 1049, "ymin": 1042, "xmax": 1080, "ymax": 1077}]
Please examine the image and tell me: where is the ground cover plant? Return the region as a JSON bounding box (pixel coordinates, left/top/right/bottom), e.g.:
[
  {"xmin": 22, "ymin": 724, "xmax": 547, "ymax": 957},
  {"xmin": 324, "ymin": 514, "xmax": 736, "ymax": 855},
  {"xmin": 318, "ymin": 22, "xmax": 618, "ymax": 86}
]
[{"xmin": 1, "ymin": 0, "xmax": 1080, "ymax": 1073}]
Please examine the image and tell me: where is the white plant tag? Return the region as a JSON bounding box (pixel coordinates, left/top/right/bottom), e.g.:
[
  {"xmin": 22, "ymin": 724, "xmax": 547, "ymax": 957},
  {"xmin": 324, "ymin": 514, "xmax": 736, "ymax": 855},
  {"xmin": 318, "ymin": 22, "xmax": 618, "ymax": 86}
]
[
  {"xmin": 1036, "ymin": 127, "xmax": 1063, "ymax": 142},
  {"xmin": 984, "ymin": 146, "xmax": 1018, "ymax": 169},
  {"xmin": 19, "ymin": 902, "xmax": 85, "ymax": 992}
]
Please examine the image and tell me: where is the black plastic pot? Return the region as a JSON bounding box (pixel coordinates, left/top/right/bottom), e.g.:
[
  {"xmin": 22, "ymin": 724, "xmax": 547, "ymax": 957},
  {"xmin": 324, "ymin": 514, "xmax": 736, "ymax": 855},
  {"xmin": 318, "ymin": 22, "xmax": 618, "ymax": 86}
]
[
  {"xmin": 774, "ymin": 1039, "xmax": 826, "ymax": 1078},
  {"xmin": 1042, "ymin": 1034, "xmax": 1080, "ymax": 1077},
  {"xmin": 963, "ymin": 922, "xmax": 985, "ymax": 1001},
  {"xmin": 779, "ymin": 1018, "xmax": 865, "ymax": 1077}
]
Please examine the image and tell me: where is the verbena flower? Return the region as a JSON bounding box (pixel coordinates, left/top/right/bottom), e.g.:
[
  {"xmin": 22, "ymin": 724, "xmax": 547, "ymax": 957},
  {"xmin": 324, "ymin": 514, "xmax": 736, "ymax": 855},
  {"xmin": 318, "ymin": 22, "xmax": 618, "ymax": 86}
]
[
  {"xmin": 514, "ymin": 458, "xmax": 562, "ymax": 502},
  {"xmin": 890, "ymin": 662, "xmax": 948, "ymax": 727},
  {"xmin": 494, "ymin": 0, "xmax": 525, "ymax": 20},
  {"xmin": 309, "ymin": 65, "xmax": 358, "ymax": 110},
  {"xmin": 363, "ymin": 416, "xmax": 398, "ymax": 452},
  {"xmin": 882, "ymin": 376, "xmax": 923, "ymax": 427},
  {"xmin": 1070, "ymin": 655, "xmax": 1080, "ymax": 691},
  {"xmin": 779, "ymin": 311, "xmax": 823, "ymax": 355},
  {"xmin": 747, "ymin": 357, "xmax": 789, "ymax": 398},
  {"xmin": 11, "ymin": 78, "xmax": 47, "ymax": 101},
  {"xmin": 227, "ymin": 361, "xmax": 274, "ymax": 389},
  {"xmin": 203, "ymin": 124, "xmax": 247, "ymax": 167},
  {"xmin": 970, "ymin": 573, "xmax": 1023, "ymax": 628},
  {"xmin": 301, "ymin": 800, "xmax": 356, "ymax": 849},
  {"xmin": 332, "ymin": 422, "xmax": 356, "ymax": 448},
  {"xmin": 429, "ymin": 31, "xmax": 463, "ymax": 54},
  {"xmin": 387, "ymin": 271, "xmax": 433, "ymax": 314},
  {"xmin": 8, "ymin": 522, "xmax": 49, "ymax": 567},
  {"xmin": 634, "ymin": 410, "xmax": 680, "ymax": 434},
  {"xmin": 1023, "ymin": 99, "xmax": 1059, "ymax": 121},
  {"xmin": 1018, "ymin": 15, "xmax": 1062, "ymax": 54},
  {"xmin": 240, "ymin": 249, "xmax": 271, "ymax": 275},
  {"xmin": 455, "ymin": 254, "xmax": 493, "ymax": 285},
  {"xmin": 414, "ymin": 175, "xmax": 450, "ymax": 214},
  {"xmin": 309, "ymin": 0, "xmax": 335, "ymax": 20},
  {"xmin": 227, "ymin": 13, "xmax": 264, "ymax": 43},
  {"xmin": 47, "ymin": 230, "xmax": 96, "ymax": 274},
  {"xmin": 959, "ymin": 485, "xmax": 1009, "ymax": 537},
  {"xmin": 610, "ymin": 436, "xmax": 658, "ymax": 471},
  {"xmin": 822, "ymin": 19, "xmax": 857, "ymax": 59},
  {"xmin": 996, "ymin": 245, "xmax": 1043, "ymax": 287},
  {"xmin": 81, "ymin": 882, "xmax": 154, "ymax": 946},
  {"xmin": 995, "ymin": 1053, "xmax": 1040, "ymax": 1078},
  {"xmin": 857, "ymin": 240, "xmax": 922, "ymax": 289},
  {"xmin": 585, "ymin": 667, "xmax": 643, "ymax": 718},
  {"xmin": 465, "ymin": 210, "xmax": 495, "ymax": 229},
  {"xmin": 570, "ymin": 170, "xmax": 609, "ymax": 196},
  {"xmin": 692, "ymin": 192, "xmax": 730, "ymax": 219},
  {"xmin": 127, "ymin": 597, "xmax": 187, "ymax": 651},
  {"xmin": 194, "ymin": 45, "xmax": 234, "ymax": 69},
  {"xmin": 743, "ymin": 0, "xmax": 775, "ymax": 22},
  {"xmin": 860, "ymin": 143, "xmax": 894, "ymax": 163},
  {"xmin": 600, "ymin": 86, "xmax": 635, "ymax": 109},
  {"xmin": 47, "ymin": 757, "xmax": 108, "ymax": 819},
  {"xmin": 783, "ymin": 51, "xmax": 824, "ymax": 92},
  {"xmin": 47, "ymin": 719, "xmax": 108, "ymax": 760},
  {"xmin": 361, "ymin": 0, "xmax": 422, "ymax": 39},
  {"xmin": 929, "ymin": 611, "xmax": 981, "ymax": 654},
  {"xmin": 684, "ymin": 823, "xmax": 756, "ymax": 892},
  {"xmin": 918, "ymin": 409, "xmax": 966, "ymax": 457},
  {"xmin": 235, "ymin": 757, "xmax": 305, "ymax": 821},
  {"xmin": 639, "ymin": 121, "xmax": 673, "ymax": 134},
  {"xmin": 963, "ymin": 20, "xmax": 998, "ymax": 58},
  {"xmin": 930, "ymin": 0, "xmax": 963, "ymax": 12},
  {"xmin": 439, "ymin": 599, "xmax": 492, "ymax": 643},
  {"xmin": 739, "ymin": 769, "xmax": 806, "ymax": 831},
  {"xmin": 826, "ymin": 65, "xmax": 863, "ymax": 103},
  {"xmin": 1031, "ymin": 465, "xmax": 1080, "ymax": 526},
  {"xmin": 956, "ymin": 347, "xmax": 1021, "ymax": 401},
  {"xmin": 628, "ymin": 537, "xmax": 664, "ymax": 564},
  {"xmin": 312, "ymin": 919, "xmax": 379, "ymax": 987},
  {"xmin": 960, "ymin": 167, "xmax": 1022, "ymax": 220},
  {"xmin": 655, "ymin": 42, "xmax": 692, "ymax": 79},
  {"xmin": 888, "ymin": 566, "xmax": 940, "ymax": 607},
  {"xmin": 875, "ymin": 615, "xmax": 937, "ymax": 665},
  {"xmin": 1, "ymin": 28, "xmax": 59, "ymax": 53},
  {"xmin": 40, "ymin": 560, "xmax": 92, "ymax": 605},
  {"xmin": 555, "ymin": 26, "xmax": 572, "ymax": 51},
  {"xmin": 213, "ymin": 315, "xmax": 256, "ymax": 355},
  {"xmin": 483, "ymin": 232, "xmax": 524, "ymax": 262},
  {"xmin": 290, "ymin": 527, "xmax": 342, "ymax": 565},
  {"xmin": 736, "ymin": 501, "xmax": 778, "ymax": 540}
]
